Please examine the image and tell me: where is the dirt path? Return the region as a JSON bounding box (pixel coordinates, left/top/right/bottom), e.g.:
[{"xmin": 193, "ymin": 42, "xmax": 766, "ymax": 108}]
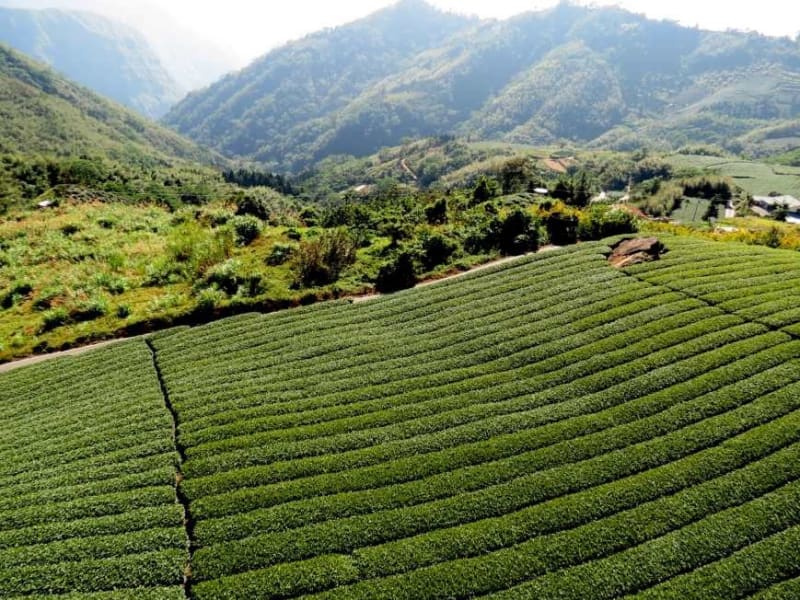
[
  {"xmin": 400, "ymin": 158, "xmax": 418, "ymax": 181},
  {"xmin": 0, "ymin": 246, "xmax": 563, "ymax": 373},
  {"xmin": 352, "ymin": 245, "xmax": 561, "ymax": 303},
  {"xmin": 0, "ymin": 337, "xmax": 137, "ymax": 374}
]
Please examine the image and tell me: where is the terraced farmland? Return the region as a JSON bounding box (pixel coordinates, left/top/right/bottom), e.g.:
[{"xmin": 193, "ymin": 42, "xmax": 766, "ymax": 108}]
[
  {"xmin": 0, "ymin": 341, "xmax": 187, "ymax": 598},
  {"xmin": 2, "ymin": 236, "xmax": 800, "ymax": 598}
]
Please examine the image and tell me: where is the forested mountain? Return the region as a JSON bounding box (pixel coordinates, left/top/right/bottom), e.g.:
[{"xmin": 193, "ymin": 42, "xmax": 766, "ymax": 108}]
[
  {"xmin": 164, "ymin": 0, "xmax": 475, "ymax": 169},
  {"xmin": 0, "ymin": 7, "xmax": 181, "ymax": 118},
  {"xmin": 0, "ymin": 43, "xmax": 218, "ymax": 165},
  {"xmin": 166, "ymin": 1, "xmax": 800, "ymax": 171}
]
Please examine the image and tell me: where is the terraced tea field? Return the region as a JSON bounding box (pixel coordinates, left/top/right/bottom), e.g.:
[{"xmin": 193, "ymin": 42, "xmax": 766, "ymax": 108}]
[
  {"xmin": 0, "ymin": 341, "xmax": 187, "ymax": 598},
  {"xmin": 664, "ymin": 154, "xmax": 800, "ymax": 197},
  {"xmin": 3, "ymin": 236, "xmax": 800, "ymax": 599}
]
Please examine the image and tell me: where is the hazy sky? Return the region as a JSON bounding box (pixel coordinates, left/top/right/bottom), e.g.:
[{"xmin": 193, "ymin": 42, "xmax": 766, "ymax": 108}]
[{"xmin": 2, "ymin": 0, "xmax": 799, "ymax": 66}]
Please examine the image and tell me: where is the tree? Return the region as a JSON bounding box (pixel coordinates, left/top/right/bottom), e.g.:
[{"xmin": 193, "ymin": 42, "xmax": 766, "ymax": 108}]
[
  {"xmin": 500, "ymin": 157, "xmax": 533, "ymax": 194},
  {"xmin": 375, "ymin": 253, "xmax": 417, "ymax": 293},
  {"xmin": 498, "ymin": 210, "xmax": 539, "ymax": 255},
  {"xmin": 472, "ymin": 175, "xmax": 498, "ymax": 203},
  {"xmin": 570, "ymin": 171, "xmax": 594, "ymax": 208},
  {"xmin": 421, "ymin": 233, "xmax": 457, "ymax": 269},
  {"xmin": 425, "ymin": 198, "xmax": 447, "ymax": 225}
]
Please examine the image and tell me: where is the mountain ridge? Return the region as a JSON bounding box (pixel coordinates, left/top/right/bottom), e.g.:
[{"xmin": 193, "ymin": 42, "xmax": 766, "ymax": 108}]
[
  {"xmin": 0, "ymin": 42, "xmax": 221, "ymax": 166},
  {"xmin": 0, "ymin": 6, "xmax": 181, "ymax": 118},
  {"xmin": 165, "ymin": 1, "xmax": 800, "ymax": 171}
]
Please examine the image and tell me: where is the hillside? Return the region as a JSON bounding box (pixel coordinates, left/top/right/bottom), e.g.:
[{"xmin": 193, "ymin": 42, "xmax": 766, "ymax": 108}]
[
  {"xmin": 0, "ymin": 7, "xmax": 181, "ymax": 118},
  {"xmin": 163, "ymin": 0, "xmax": 475, "ymax": 168},
  {"xmin": 2, "ymin": 235, "xmax": 800, "ymax": 597},
  {"xmin": 166, "ymin": 2, "xmax": 800, "ymax": 171},
  {"xmin": 0, "ymin": 43, "xmax": 219, "ymax": 166}
]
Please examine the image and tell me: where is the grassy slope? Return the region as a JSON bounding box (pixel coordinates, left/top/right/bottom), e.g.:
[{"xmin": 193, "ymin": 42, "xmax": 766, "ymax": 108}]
[
  {"xmin": 3, "ymin": 235, "xmax": 800, "ymax": 597},
  {"xmin": 664, "ymin": 154, "xmax": 800, "ymax": 197},
  {"xmin": 0, "ymin": 43, "xmax": 219, "ymax": 167}
]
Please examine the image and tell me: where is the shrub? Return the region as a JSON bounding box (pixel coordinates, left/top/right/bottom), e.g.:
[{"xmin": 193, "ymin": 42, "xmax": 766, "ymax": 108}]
[
  {"xmin": 267, "ymin": 243, "xmax": 296, "ymax": 267},
  {"xmin": 230, "ymin": 216, "xmax": 262, "ymax": 246},
  {"xmin": 116, "ymin": 304, "xmax": 132, "ymax": 318},
  {"xmin": 293, "ymin": 229, "xmax": 358, "ymax": 288},
  {"xmin": 578, "ymin": 206, "xmax": 637, "ymax": 241},
  {"xmin": 236, "ymin": 194, "xmax": 272, "ymax": 220},
  {"xmin": 41, "ymin": 307, "xmax": 70, "ymax": 332},
  {"xmin": 60, "ymin": 223, "xmax": 81, "ymax": 236},
  {"xmin": 196, "ymin": 288, "xmax": 227, "ymax": 314},
  {"xmin": 203, "ymin": 260, "xmax": 264, "ymax": 298},
  {"xmin": 300, "ymin": 207, "xmax": 320, "ymax": 227},
  {"xmin": 375, "ymin": 253, "xmax": 417, "ymax": 294},
  {"xmin": 421, "ymin": 234, "xmax": 458, "ymax": 270},
  {"xmin": 70, "ymin": 298, "xmax": 109, "ymax": 322},
  {"xmin": 93, "ymin": 273, "xmax": 129, "ymax": 295}
]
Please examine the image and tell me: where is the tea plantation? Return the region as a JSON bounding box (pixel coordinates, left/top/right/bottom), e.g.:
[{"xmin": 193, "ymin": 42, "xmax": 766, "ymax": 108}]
[{"xmin": 2, "ymin": 236, "xmax": 800, "ymax": 599}]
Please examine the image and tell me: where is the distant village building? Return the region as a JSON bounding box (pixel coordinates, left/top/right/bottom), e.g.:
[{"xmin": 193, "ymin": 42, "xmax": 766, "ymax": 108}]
[{"xmin": 753, "ymin": 195, "xmax": 800, "ymax": 224}]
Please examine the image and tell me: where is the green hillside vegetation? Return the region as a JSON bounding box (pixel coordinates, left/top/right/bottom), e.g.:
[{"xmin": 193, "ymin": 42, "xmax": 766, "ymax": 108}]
[
  {"xmin": 297, "ymin": 137, "xmax": 671, "ymax": 199},
  {"xmin": 0, "ymin": 7, "xmax": 181, "ymax": 118},
  {"xmin": 0, "ymin": 43, "xmax": 234, "ymax": 214},
  {"xmin": 165, "ymin": 2, "xmax": 800, "ymax": 171},
  {"xmin": 3, "ymin": 235, "xmax": 800, "ymax": 598},
  {"xmin": 0, "ymin": 177, "xmax": 636, "ymax": 362},
  {"xmin": 0, "ymin": 43, "xmax": 219, "ymax": 170}
]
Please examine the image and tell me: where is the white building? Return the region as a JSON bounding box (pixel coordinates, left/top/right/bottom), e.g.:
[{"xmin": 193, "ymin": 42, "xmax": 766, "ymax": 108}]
[{"xmin": 752, "ymin": 195, "xmax": 800, "ymax": 223}]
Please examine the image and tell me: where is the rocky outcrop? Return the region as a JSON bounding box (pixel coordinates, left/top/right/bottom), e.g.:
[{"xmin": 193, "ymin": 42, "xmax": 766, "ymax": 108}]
[{"xmin": 608, "ymin": 238, "xmax": 665, "ymax": 268}]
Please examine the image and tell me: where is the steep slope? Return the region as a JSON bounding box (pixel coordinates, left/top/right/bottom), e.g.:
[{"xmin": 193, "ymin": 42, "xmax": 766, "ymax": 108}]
[
  {"xmin": 0, "ymin": 7, "xmax": 181, "ymax": 118},
  {"xmin": 166, "ymin": 2, "xmax": 800, "ymax": 171},
  {"xmin": 163, "ymin": 0, "xmax": 474, "ymax": 169},
  {"xmin": 0, "ymin": 43, "xmax": 219, "ymax": 166}
]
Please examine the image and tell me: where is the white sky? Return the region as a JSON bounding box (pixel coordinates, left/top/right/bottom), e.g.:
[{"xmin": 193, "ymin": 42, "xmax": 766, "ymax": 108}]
[{"xmin": 3, "ymin": 0, "xmax": 799, "ymax": 66}]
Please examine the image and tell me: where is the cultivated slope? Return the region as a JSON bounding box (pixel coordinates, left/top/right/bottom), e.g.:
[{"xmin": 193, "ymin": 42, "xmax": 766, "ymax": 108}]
[
  {"xmin": 0, "ymin": 7, "xmax": 181, "ymax": 118},
  {"xmin": 0, "ymin": 43, "xmax": 219, "ymax": 166},
  {"xmin": 3, "ymin": 236, "xmax": 800, "ymax": 597},
  {"xmin": 0, "ymin": 340, "xmax": 186, "ymax": 597}
]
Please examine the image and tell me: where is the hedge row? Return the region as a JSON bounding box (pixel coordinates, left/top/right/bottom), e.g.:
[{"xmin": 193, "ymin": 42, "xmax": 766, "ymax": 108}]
[
  {"xmin": 191, "ymin": 380, "xmax": 800, "ymax": 580},
  {"xmin": 189, "ymin": 348, "xmax": 800, "ymax": 522}
]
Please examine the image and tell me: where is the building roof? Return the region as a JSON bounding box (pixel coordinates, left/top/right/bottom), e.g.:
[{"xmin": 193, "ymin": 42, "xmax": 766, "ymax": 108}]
[{"xmin": 753, "ymin": 195, "xmax": 800, "ymax": 209}]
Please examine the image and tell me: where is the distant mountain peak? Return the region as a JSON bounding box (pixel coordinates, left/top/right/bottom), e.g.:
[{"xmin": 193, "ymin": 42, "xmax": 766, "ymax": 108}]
[{"xmin": 0, "ymin": 6, "xmax": 181, "ymax": 118}]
